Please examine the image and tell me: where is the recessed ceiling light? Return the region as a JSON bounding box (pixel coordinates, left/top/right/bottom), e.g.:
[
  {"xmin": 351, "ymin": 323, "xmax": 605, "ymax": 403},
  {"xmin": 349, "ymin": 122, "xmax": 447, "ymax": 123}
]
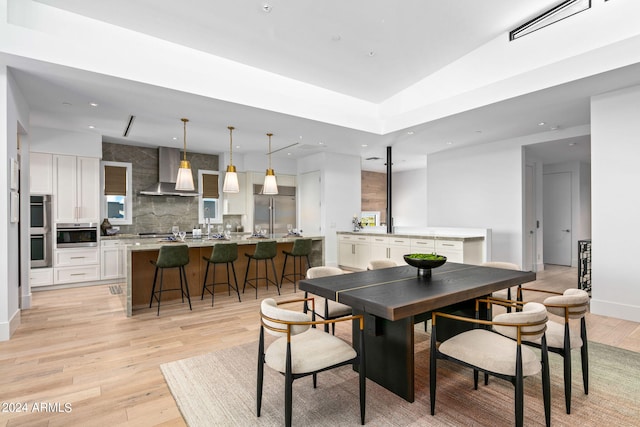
[
  {"xmin": 172, "ymin": 137, "xmax": 177, "ymax": 140},
  {"xmin": 368, "ymin": 51, "xmax": 376, "ymax": 57},
  {"xmin": 318, "ymin": 141, "xmax": 325, "ymax": 145},
  {"xmin": 407, "ymin": 131, "xmax": 414, "ymax": 135},
  {"xmin": 446, "ymin": 142, "xmax": 453, "ymax": 145},
  {"xmin": 568, "ymin": 142, "xmax": 576, "ymax": 146},
  {"xmin": 89, "ymin": 102, "xmax": 98, "ymax": 107},
  {"xmin": 62, "ymin": 102, "xmax": 72, "ymax": 106},
  {"xmin": 88, "ymin": 125, "xmax": 95, "ymax": 129},
  {"xmin": 538, "ymin": 122, "xmax": 546, "ymax": 126},
  {"xmin": 262, "ymin": 4, "xmax": 272, "ymax": 13},
  {"xmin": 361, "ymin": 144, "xmax": 368, "ymax": 147}
]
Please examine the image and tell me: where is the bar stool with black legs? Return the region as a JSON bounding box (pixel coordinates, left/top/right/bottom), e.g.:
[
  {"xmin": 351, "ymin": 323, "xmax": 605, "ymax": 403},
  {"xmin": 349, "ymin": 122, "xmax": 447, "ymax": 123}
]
[
  {"xmin": 149, "ymin": 244, "xmax": 192, "ymax": 316},
  {"xmin": 201, "ymin": 242, "xmax": 241, "ymax": 306},
  {"xmin": 243, "ymin": 240, "xmax": 280, "ymax": 299},
  {"xmin": 280, "ymin": 238, "xmax": 312, "ymax": 292}
]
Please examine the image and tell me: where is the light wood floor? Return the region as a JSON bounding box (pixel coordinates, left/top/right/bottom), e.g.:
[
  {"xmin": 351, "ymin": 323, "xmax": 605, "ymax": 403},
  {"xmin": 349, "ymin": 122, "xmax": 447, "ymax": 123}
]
[{"xmin": 1, "ymin": 265, "xmax": 638, "ymax": 426}]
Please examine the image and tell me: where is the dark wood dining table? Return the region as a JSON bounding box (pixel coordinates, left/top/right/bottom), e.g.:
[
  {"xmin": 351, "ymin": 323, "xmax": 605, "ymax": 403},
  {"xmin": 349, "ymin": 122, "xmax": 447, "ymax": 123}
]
[{"xmin": 298, "ymin": 262, "xmax": 536, "ymax": 402}]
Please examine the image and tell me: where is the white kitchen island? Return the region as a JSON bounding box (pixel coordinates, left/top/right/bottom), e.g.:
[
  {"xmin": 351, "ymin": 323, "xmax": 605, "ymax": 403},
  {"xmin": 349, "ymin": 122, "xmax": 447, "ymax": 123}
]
[{"xmin": 337, "ymin": 228, "xmax": 489, "ymax": 270}]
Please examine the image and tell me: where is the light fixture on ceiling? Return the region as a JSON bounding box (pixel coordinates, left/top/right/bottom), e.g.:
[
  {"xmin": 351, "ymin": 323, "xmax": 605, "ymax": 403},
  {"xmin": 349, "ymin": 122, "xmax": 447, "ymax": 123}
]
[
  {"xmin": 175, "ymin": 118, "xmax": 195, "ymax": 191},
  {"xmin": 223, "ymin": 126, "xmax": 239, "ymax": 193},
  {"xmin": 263, "ymin": 133, "xmax": 278, "ymax": 195}
]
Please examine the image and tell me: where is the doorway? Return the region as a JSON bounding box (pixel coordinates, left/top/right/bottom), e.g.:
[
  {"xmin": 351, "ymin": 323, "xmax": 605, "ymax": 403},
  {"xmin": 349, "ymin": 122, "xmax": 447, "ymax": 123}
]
[{"xmin": 543, "ymin": 171, "xmax": 572, "ymax": 266}]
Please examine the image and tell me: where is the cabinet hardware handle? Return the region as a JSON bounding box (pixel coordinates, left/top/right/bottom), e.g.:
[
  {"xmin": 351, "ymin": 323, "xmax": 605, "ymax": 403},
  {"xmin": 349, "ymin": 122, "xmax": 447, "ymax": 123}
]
[
  {"xmin": 442, "ymin": 243, "xmax": 454, "ymax": 246},
  {"xmin": 70, "ymin": 256, "xmax": 85, "ymax": 259},
  {"xmin": 70, "ymin": 273, "xmax": 85, "ymax": 276}
]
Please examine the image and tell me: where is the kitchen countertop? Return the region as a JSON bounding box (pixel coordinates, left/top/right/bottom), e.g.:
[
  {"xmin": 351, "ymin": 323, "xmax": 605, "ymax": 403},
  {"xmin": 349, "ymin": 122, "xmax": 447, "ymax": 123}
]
[
  {"xmin": 103, "ymin": 234, "xmax": 323, "ymax": 250},
  {"xmin": 337, "ymin": 231, "xmax": 484, "ymax": 242}
]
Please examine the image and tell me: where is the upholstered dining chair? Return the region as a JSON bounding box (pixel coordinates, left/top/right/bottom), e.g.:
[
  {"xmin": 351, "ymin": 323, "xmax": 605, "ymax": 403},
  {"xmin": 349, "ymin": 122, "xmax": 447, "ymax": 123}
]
[
  {"xmin": 482, "ymin": 261, "xmax": 521, "ymax": 304},
  {"xmin": 303, "ymin": 266, "xmax": 351, "ymax": 335},
  {"xmin": 366, "ymin": 259, "xmax": 397, "ymax": 270},
  {"xmin": 257, "ymin": 297, "xmax": 366, "ymax": 427},
  {"xmin": 430, "ymin": 300, "xmax": 551, "ymax": 427},
  {"xmin": 514, "ymin": 287, "xmax": 591, "ymax": 414}
]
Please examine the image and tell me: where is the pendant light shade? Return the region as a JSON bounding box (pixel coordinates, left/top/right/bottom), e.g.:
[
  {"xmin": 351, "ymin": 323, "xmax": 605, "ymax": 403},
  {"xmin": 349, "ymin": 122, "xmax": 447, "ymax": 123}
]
[
  {"xmin": 222, "ymin": 126, "xmax": 240, "ymax": 193},
  {"xmin": 175, "ymin": 118, "xmax": 195, "ymax": 191},
  {"xmin": 263, "ymin": 133, "xmax": 278, "ymax": 195}
]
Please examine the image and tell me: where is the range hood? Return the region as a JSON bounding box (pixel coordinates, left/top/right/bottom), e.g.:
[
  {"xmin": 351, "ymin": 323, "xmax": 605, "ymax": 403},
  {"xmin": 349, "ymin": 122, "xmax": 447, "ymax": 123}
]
[{"xmin": 140, "ymin": 147, "xmax": 200, "ymax": 196}]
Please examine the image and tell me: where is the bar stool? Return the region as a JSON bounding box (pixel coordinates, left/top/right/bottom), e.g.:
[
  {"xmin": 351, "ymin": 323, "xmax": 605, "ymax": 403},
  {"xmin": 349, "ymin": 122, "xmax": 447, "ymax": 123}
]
[
  {"xmin": 201, "ymin": 242, "xmax": 241, "ymax": 306},
  {"xmin": 243, "ymin": 240, "xmax": 280, "ymax": 299},
  {"xmin": 149, "ymin": 244, "xmax": 192, "ymax": 316},
  {"xmin": 280, "ymin": 238, "xmax": 312, "ymax": 292}
]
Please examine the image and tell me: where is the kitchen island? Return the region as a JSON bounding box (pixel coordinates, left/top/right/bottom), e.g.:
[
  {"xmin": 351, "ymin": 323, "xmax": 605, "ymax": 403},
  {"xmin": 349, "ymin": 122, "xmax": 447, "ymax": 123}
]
[
  {"xmin": 120, "ymin": 235, "xmax": 324, "ymax": 316},
  {"xmin": 337, "ymin": 229, "xmax": 487, "ymax": 270}
]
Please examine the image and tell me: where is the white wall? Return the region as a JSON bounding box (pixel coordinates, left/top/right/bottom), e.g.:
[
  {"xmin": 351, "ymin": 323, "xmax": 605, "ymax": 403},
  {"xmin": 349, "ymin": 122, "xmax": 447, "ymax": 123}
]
[
  {"xmin": 298, "ymin": 151, "xmax": 361, "ymax": 266},
  {"xmin": 393, "ymin": 168, "xmax": 428, "ymax": 229},
  {"xmin": 427, "ymin": 141, "xmax": 523, "ymax": 265},
  {"xmin": 1, "ymin": 66, "xmax": 30, "ymax": 340},
  {"xmin": 590, "ymin": 85, "xmax": 640, "ymax": 322}
]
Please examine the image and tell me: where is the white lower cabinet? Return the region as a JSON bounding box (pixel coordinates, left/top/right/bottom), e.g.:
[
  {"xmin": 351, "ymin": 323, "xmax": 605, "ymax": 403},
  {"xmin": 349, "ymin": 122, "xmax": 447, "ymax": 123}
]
[
  {"xmin": 435, "ymin": 239, "xmax": 483, "ymax": 264},
  {"xmin": 338, "ymin": 234, "xmax": 371, "ymax": 270},
  {"xmin": 339, "ymin": 233, "xmax": 485, "ymax": 270},
  {"xmin": 370, "ymin": 236, "xmax": 410, "ymax": 265},
  {"xmin": 101, "ymin": 240, "xmax": 127, "ymax": 280},
  {"xmin": 54, "ymin": 247, "xmax": 100, "ymax": 284},
  {"xmin": 410, "ymin": 237, "xmax": 436, "ymax": 254},
  {"xmin": 30, "ymin": 268, "xmax": 53, "ymax": 288}
]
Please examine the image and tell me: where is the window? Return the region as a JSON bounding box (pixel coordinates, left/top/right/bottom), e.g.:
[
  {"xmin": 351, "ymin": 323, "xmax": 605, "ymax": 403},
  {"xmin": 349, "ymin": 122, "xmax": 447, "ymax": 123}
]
[
  {"xmin": 199, "ymin": 170, "xmax": 222, "ymax": 225},
  {"xmin": 510, "ymin": 0, "xmax": 591, "ymax": 41},
  {"xmin": 102, "ymin": 161, "xmax": 132, "ymax": 225}
]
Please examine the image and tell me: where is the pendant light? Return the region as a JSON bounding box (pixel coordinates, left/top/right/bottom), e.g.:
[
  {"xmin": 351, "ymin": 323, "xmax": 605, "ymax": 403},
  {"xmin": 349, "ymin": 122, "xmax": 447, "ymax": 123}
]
[
  {"xmin": 175, "ymin": 118, "xmax": 195, "ymax": 191},
  {"xmin": 222, "ymin": 126, "xmax": 239, "ymax": 193},
  {"xmin": 263, "ymin": 133, "xmax": 278, "ymax": 195}
]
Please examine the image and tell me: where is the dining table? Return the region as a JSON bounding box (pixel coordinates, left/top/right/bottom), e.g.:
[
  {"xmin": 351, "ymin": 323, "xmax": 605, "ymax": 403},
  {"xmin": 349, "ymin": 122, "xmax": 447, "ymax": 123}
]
[{"xmin": 298, "ymin": 262, "xmax": 536, "ymax": 402}]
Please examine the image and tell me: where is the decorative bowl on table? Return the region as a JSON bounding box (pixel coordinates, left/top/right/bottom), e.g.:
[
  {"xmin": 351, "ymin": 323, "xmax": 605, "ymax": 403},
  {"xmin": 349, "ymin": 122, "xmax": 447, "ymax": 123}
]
[{"xmin": 403, "ymin": 253, "xmax": 447, "ymax": 277}]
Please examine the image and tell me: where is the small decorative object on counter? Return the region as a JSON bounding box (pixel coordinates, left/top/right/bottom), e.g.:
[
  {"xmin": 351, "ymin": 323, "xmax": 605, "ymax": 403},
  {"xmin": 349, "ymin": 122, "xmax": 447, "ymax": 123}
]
[
  {"xmin": 100, "ymin": 218, "xmax": 112, "ymax": 236},
  {"xmin": 352, "ymin": 215, "xmax": 361, "ymax": 232}
]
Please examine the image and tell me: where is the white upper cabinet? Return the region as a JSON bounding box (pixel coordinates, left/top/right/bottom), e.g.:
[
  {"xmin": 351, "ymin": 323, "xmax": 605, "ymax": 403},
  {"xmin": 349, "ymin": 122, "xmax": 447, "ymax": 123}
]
[
  {"xmin": 30, "ymin": 152, "xmax": 53, "ymax": 194},
  {"xmin": 224, "ymin": 171, "xmax": 247, "ymax": 214},
  {"xmin": 53, "ymin": 155, "xmax": 100, "ymax": 223}
]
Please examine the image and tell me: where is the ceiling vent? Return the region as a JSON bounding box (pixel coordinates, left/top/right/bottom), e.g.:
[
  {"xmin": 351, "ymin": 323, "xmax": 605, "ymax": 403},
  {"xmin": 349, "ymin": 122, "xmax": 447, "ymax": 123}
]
[{"xmin": 122, "ymin": 115, "xmax": 136, "ymax": 137}]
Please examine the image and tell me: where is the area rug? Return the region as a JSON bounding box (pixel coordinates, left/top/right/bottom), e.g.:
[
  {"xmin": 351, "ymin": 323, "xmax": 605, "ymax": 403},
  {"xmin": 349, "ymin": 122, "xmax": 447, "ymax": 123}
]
[{"xmin": 161, "ymin": 329, "xmax": 640, "ymax": 426}]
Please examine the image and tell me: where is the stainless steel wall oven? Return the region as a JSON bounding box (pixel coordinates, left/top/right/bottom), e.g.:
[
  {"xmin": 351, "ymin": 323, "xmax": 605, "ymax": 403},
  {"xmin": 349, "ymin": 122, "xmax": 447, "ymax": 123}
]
[
  {"xmin": 30, "ymin": 195, "xmax": 52, "ymax": 268},
  {"xmin": 56, "ymin": 223, "xmax": 98, "ymax": 248}
]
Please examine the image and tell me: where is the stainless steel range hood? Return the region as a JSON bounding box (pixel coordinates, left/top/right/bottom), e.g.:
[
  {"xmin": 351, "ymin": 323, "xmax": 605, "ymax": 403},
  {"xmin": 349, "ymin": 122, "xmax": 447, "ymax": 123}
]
[{"xmin": 139, "ymin": 147, "xmax": 200, "ymax": 196}]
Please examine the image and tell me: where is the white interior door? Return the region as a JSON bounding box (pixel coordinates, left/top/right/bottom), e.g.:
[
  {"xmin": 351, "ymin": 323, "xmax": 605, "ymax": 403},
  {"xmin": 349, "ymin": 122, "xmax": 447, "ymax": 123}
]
[
  {"xmin": 543, "ymin": 172, "xmax": 572, "ymax": 266},
  {"xmin": 299, "ymin": 171, "xmax": 321, "ymax": 236},
  {"xmin": 524, "ymin": 165, "xmax": 536, "ymax": 271}
]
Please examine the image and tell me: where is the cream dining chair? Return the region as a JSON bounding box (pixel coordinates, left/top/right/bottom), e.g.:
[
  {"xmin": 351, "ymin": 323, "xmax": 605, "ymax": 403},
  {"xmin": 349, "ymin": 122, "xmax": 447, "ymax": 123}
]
[
  {"xmin": 515, "ymin": 287, "xmax": 591, "ymax": 414},
  {"xmin": 303, "ymin": 266, "xmax": 351, "ymax": 335},
  {"xmin": 257, "ymin": 297, "xmax": 366, "ymax": 427},
  {"xmin": 430, "ymin": 300, "xmax": 551, "ymax": 427}
]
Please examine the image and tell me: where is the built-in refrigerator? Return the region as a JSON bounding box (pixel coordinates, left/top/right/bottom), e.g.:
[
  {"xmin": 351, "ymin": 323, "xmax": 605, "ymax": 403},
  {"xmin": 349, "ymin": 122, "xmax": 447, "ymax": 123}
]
[{"xmin": 253, "ymin": 185, "xmax": 296, "ymax": 236}]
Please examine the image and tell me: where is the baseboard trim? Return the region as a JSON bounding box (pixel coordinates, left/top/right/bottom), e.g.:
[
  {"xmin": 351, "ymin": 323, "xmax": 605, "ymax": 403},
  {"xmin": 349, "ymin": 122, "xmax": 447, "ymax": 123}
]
[
  {"xmin": 0, "ymin": 309, "xmax": 21, "ymax": 342},
  {"xmin": 590, "ymin": 298, "xmax": 640, "ymax": 323}
]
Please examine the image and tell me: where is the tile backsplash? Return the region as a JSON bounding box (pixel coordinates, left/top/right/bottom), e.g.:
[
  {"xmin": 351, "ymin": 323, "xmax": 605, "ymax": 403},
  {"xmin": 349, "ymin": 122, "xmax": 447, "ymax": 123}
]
[{"xmin": 102, "ymin": 142, "xmax": 219, "ymax": 235}]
